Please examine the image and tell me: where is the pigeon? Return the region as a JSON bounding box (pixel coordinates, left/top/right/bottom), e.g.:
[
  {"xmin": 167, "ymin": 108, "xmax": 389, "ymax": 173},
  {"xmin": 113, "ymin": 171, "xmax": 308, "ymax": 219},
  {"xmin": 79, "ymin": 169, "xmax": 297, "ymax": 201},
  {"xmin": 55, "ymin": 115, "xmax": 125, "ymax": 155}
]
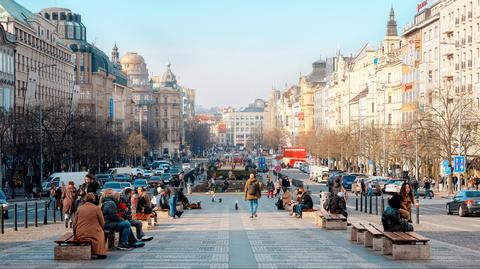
[{"xmin": 235, "ymin": 200, "xmax": 239, "ymax": 210}]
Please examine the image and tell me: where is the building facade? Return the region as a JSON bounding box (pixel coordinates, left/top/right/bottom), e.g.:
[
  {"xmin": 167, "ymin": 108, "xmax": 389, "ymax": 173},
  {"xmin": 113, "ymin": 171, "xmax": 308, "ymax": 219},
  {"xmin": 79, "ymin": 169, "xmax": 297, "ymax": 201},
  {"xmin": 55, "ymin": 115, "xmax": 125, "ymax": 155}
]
[
  {"xmin": 224, "ymin": 99, "xmax": 266, "ymax": 147},
  {"xmin": 0, "ymin": 23, "xmax": 15, "ymax": 112},
  {"xmin": 0, "ymin": 1, "xmax": 76, "ymax": 113}
]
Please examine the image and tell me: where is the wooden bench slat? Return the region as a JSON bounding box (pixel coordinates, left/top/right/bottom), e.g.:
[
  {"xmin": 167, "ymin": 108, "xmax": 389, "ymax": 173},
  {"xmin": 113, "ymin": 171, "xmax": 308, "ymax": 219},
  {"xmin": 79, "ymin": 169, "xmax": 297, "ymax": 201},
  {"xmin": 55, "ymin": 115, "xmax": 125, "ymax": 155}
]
[
  {"xmin": 383, "ymin": 232, "xmax": 409, "ymax": 241},
  {"xmin": 302, "ymin": 208, "xmax": 317, "ymax": 212},
  {"xmin": 364, "ymin": 225, "xmax": 383, "ymax": 236},
  {"xmin": 393, "ymin": 232, "xmax": 418, "ymax": 241},
  {"xmin": 57, "ymin": 232, "xmax": 74, "ymax": 242},
  {"xmin": 405, "ymin": 232, "xmax": 430, "ymax": 242}
]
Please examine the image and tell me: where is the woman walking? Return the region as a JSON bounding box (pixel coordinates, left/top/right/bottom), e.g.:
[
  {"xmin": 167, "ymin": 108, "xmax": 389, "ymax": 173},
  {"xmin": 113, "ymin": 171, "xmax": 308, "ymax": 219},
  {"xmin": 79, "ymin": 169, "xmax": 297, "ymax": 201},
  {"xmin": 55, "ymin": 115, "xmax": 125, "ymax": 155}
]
[{"xmin": 62, "ymin": 181, "xmax": 78, "ymax": 228}]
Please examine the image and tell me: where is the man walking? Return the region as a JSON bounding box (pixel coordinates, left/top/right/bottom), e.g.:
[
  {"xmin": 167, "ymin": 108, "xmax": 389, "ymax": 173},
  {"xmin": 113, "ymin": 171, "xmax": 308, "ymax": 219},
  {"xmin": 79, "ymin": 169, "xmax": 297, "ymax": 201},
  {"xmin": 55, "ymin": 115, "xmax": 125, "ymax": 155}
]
[
  {"xmin": 413, "ymin": 177, "xmax": 420, "ymax": 200},
  {"xmin": 244, "ymin": 173, "xmax": 261, "ymax": 218},
  {"xmin": 423, "ymin": 177, "xmax": 432, "ymax": 199}
]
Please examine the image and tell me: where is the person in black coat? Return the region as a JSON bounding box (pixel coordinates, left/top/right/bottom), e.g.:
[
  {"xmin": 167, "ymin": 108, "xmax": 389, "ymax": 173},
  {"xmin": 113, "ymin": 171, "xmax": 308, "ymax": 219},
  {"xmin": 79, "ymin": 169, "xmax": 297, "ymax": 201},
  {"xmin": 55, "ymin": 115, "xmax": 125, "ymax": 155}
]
[
  {"xmin": 281, "ymin": 176, "xmax": 290, "ymax": 193},
  {"xmin": 294, "ymin": 189, "xmax": 313, "ymax": 218},
  {"xmin": 78, "ymin": 175, "xmax": 101, "ymax": 205},
  {"xmin": 382, "ymin": 194, "xmax": 414, "ymax": 232}
]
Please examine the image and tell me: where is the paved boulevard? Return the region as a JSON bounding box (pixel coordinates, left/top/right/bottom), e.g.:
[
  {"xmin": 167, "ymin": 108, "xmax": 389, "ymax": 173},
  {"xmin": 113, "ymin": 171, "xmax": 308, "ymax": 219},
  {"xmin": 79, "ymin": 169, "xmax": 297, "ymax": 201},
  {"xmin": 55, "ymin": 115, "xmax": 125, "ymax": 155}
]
[{"xmin": 1, "ymin": 192, "xmax": 480, "ymax": 268}]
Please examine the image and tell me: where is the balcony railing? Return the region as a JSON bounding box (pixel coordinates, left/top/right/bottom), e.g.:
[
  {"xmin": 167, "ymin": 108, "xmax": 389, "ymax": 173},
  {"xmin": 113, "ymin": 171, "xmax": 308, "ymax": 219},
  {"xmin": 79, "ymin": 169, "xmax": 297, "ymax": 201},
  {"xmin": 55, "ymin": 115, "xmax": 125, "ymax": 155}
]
[
  {"xmin": 461, "ymin": 62, "xmax": 466, "ymax": 69},
  {"xmin": 461, "ymin": 15, "xmax": 466, "ymax": 22},
  {"xmin": 455, "ymin": 18, "xmax": 460, "ymax": 24},
  {"xmin": 442, "ymin": 68, "xmax": 454, "ymax": 77}
]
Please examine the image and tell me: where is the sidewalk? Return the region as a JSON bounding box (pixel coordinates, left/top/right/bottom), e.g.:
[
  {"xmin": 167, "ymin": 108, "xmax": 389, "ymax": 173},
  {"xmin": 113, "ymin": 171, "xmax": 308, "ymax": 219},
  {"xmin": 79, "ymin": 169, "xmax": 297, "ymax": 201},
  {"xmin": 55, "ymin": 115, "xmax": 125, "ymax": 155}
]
[{"xmin": 1, "ymin": 193, "xmax": 480, "ymax": 268}]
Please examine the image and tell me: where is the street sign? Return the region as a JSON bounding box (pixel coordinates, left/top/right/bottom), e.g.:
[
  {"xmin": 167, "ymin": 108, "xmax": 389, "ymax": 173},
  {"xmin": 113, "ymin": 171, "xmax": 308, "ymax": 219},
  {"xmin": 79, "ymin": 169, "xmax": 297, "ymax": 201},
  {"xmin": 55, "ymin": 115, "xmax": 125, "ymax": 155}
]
[
  {"xmin": 454, "ymin": 156, "xmax": 465, "ymax": 173},
  {"xmin": 443, "ymin": 160, "xmax": 450, "ymax": 175},
  {"xmin": 274, "ymin": 164, "xmax": 282, "ymax": 173},
  {"xmin": 258, "ymin": 157, "xmax": 266, "ymax": 169}
]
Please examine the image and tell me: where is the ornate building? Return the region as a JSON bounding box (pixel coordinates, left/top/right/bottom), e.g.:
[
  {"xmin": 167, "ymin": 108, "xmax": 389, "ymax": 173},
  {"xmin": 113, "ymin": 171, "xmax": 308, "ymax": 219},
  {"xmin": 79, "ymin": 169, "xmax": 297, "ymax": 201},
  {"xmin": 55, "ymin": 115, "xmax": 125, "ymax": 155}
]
[
  {"xmin": 0, "ymin": 1, "xmax": 76, "ymax": 113},
  {"xmin": 39, "ymin": 7, "xmax": 131, "ymax": 130},
  {"xmin": 0, "ymin": 23, "xmax": 15, "ymax": 112}
]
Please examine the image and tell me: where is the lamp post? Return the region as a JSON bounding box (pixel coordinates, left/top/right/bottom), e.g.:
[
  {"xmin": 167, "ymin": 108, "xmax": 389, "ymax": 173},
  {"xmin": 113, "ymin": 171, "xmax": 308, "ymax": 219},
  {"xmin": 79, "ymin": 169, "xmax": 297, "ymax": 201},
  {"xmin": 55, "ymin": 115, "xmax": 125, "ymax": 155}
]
[{"xmin": 37, "ymin": 64, "xmax": 56, "ymax": 184}]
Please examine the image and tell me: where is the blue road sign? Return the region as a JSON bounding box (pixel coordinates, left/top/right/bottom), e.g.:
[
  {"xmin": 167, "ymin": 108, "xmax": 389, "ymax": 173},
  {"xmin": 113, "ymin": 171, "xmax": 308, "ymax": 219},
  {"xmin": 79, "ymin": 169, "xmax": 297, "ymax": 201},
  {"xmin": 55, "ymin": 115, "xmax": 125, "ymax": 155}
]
[
  {"xmin": 454, "ymin": 156, "xmax": 465, "ymax": 173},
  {"xmin": 258, "ymin": 157, "xmax": 266, "ymax": 169}
]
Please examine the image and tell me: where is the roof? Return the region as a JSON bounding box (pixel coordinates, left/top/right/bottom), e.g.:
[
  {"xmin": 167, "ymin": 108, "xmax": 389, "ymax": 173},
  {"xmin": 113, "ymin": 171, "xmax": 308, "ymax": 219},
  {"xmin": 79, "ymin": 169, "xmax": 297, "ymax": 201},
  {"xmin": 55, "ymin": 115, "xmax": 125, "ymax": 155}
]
[
  {"xmin": 0, "ymin": 0, "xmax": 36, "ymax": 29},
  {"xmin": 240, "ymin": 106, "xmax": 264, "ymax": 113}
]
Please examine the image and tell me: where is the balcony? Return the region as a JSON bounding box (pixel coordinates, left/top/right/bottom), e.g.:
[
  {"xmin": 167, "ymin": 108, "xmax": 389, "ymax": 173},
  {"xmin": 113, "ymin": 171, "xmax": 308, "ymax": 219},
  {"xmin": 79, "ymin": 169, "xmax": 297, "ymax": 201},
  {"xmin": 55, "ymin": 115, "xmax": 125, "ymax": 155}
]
[
  {"xmin": 442, "ymin": 68, "xmax": 454, "ymax": 78},
  {"xmin": 442, "ymin": 24, "xmax": 454, "ymax": 34}
]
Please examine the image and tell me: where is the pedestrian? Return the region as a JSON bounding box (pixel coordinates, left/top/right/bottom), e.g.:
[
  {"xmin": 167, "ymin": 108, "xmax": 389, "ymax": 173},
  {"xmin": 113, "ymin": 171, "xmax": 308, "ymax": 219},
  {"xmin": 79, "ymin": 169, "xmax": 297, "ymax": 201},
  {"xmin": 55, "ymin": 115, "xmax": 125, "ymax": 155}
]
[
  {"xmin": 453, "ymin": 175, "xmax": 458, "ymax": 191},
  {"xmin": 48, "ymin": 183, "xmax": 56, "ymax": 209},
  {"xmin": 360, "ymin": 178, "xmax": 366, "ymax": 196},
  {"xmin": 382, "ymin": 194, "xmax": 414, "ymax": 232},
  {"xmin": 412, "ymin": 178, "xmax": 420, "ymax": 199},
  {"xmin": 136, "ymin": 187, "xmax": 152, "ymax": 214},
  {"xmin": 266, "ymin": 177, "xmax": 274, "ymax": 198},
  {"xmin": 273, "ymin": 178, "xmax": 281, "ymax": 197},
  {"xmin": 222, "ymin": 177, "xmax": 229, "ymax": 193},
  {"xmin": 423, "ymin": 178, "xmax": 432, "ymax": 199},
  {"xmin": 55, "ymin": 182, "xmax": 64, "ymax": 210},
  {"xmin": 399, "ymin": 182, "xmax": 414, "ymax": 222},
  {"xmin": 367, "ymin": 180, "xmax": 373, "ymax": 197},
  {"xmin": 166, "ymin": 185, "xmax": 178, "ymax": 219},
  {"xmin": 62, "ymin": 181, "xmax": 78, "ymax": 228},
  {"xmin": 244, "ymin": 173, "xmax": 261, "ymax": 218},
  {"xmin": 78, "ymin": 174, "xmax": 101, "ymax": 205},
  {"xmin": 73, "ymin": 193, "xmax": 107, "ymax": 259},
  {"xmin": 281, "ymin": 176, "xmax": 290, "ymax": 193}
]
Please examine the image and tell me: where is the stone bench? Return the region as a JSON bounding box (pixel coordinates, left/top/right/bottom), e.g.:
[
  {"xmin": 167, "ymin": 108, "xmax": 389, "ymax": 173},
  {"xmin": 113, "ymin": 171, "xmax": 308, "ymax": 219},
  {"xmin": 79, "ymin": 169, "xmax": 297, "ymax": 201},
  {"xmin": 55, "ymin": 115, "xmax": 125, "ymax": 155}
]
[
  {"xmin": 54, "ymin": 232, "xmax": 91, "ymax": 260},
  {"xmin": 301, "ymin": 208, "xmax": 317, "ymax": 219},
  {"xmin": 363, "ymin": 223, "xmax": 384, "ymax": 250},
  {"xmin": 154, "ymin": 209, "xmax": 169, "ymax": 219},
  {"xmin": 382, "ymin": 231, "xmax": 430, "ymax": 260},
  {"xmin": 350, "ymin": 221, "xmax": 368, "ymax": 244},
  {"xmin": 315, "ymin": 212, "xmax": 347, "ymax": 230},
  {"xmin": 104, "ymin": 230, "xmax": 116, "ymax": 249},
  {"xmin": 134, "ymin": 213, "xmax": 156, "ymax": 230}
]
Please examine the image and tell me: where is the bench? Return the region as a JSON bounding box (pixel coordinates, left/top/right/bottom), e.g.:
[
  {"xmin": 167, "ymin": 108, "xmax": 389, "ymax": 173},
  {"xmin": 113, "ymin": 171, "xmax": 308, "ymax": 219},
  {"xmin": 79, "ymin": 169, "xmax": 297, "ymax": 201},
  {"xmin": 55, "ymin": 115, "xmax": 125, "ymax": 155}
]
[
  {"xmin": 382, "ymin": 232, "xmax": 430, "ymax": 260},
  {"xmin": 104, "ymin": 230, "xmax": 116, "ymax": 249},
  {"xmin": 134, "ymin": 213, "xmax": 156, "ymax": 230},
  {"xmin": 350, "ymin": 222, "xmax": 368, "ymax": 243},
  {"xmin": 316, "ymin": 212, "xmax": 347, "ymax": 230},
  {"xmin": 301, "ymin": 208, "xmax": 317, "ymax": 219},
  {"xmin": 363, "ymin": 223, "xmax": 384, "ymax": 250},
  {"xmin": 154, "ymin": 208, "xmax": 169, "ymax": 219},
  {"xmin": 54, "ymin": 232, "xmax": 91, "ymax": 260}
]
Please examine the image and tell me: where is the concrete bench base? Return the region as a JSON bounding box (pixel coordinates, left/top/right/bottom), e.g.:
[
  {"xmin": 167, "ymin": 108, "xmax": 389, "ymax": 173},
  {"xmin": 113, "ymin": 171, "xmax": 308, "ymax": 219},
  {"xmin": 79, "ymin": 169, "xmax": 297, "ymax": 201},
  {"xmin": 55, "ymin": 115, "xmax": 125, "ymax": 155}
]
[
  {"xmin": 302, "ymin": 210, "xmax": 317, "ymax": 219},
  {"xmin": 54, "ymin": 245, "xmax": 91, "ymax": 260},
  {"xmin": 141, "ymin": 218, "xmax": 156, "ymax": 230},
  {"xmin": 156, "ymin": 210, "xmax": 169, "ymax": 219},
  {"xmin": 364, "ymin": 231, "xmax": 373, "ymax": 247},
  {"xmin": 356, "ymin": 231, "xmax": 366, "ymax": 244},
  {"xmin": 324, "ymin": 220, "xmax": 347, "ymax": 230},
  {"xmin": 373, "ymin": 236, "xmax": 383, "ymax": 251},
  {"xmin": 392, "ymin": 244, "xmax": 430, "ymax": 260}
]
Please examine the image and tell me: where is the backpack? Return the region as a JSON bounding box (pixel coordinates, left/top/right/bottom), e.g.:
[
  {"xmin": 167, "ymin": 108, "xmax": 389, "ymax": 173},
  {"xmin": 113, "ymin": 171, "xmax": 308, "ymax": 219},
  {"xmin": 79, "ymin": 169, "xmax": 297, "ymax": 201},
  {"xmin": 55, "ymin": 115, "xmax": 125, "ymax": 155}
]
[{"xmin": 247, "ymin": 181, "xmax": 258, "ymax": 196}]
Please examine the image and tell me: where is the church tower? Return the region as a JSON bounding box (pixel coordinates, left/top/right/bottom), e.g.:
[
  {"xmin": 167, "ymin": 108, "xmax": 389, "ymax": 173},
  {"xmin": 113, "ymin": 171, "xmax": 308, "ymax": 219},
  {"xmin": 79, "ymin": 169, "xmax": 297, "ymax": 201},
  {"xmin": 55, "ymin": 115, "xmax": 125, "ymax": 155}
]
[
  {"xmin": 111, "ymin": 42, "xmax": 119, "ymax": 65},
  {"xmin": 387, "ymin": 7, "xmax": 398, "ymax": 37}
]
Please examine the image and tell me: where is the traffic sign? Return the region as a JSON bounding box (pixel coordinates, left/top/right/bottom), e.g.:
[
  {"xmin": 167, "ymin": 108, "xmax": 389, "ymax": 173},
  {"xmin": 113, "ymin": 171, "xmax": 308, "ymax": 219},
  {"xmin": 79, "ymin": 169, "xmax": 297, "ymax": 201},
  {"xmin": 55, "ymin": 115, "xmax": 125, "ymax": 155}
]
[
  {"xmin": 454, "ymin": 156, "xmax": 465, "ymax": 173},
  {"xmin": 443, "ymin": 160, "xmax": 450, "ymax": 175},
  {"xmin": 274, "ymin": 164, "xmax": 282, "ymax": 173}
]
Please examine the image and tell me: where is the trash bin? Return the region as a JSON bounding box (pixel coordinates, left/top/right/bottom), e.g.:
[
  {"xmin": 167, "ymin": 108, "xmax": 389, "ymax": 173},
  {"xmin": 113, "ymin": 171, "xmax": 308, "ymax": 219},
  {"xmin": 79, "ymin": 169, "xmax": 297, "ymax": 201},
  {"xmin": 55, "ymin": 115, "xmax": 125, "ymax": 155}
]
[{"xmin": 320, "ymin": 192, "xmax": 330, "ymax": 210}]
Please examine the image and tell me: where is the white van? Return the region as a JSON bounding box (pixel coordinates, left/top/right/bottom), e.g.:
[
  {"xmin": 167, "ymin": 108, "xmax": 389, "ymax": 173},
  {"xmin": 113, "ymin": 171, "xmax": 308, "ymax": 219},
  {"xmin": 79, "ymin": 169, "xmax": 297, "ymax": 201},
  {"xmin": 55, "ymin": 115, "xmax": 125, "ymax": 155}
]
[
  {"xmin": 45, "ymin": 172, "xmax": 88, "ymax": 188},
  {"xmin": 106, "ymin": 166, "xmax": 132, "ymax": 175},
  {"xmin": 309, "ymin": 166, "xmax": 329, "ymax": 182}
]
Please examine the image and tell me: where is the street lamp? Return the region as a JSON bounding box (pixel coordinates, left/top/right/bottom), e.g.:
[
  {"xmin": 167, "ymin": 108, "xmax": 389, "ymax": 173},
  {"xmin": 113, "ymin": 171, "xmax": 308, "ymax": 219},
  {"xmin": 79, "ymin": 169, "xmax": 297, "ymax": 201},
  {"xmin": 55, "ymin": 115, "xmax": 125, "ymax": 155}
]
[{"xmin": 37, "ymin": 64, "xmax": 56, "ymax": 184}]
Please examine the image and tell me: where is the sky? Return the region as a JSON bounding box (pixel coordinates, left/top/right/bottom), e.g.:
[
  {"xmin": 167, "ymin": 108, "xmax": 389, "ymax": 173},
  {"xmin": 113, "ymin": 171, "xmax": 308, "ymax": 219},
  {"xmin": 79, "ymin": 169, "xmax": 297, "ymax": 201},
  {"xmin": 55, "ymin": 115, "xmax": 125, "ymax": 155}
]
[{"xmin": 17, "ymin": 0, "xmax": 420, "ymax": 108}]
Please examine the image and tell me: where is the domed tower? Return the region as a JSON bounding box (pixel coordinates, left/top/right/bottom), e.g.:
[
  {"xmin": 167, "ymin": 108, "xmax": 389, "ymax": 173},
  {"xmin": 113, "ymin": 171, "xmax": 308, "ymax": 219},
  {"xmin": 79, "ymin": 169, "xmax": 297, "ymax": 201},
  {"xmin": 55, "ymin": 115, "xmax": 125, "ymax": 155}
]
[
  {"xmin": 387, "ymin": 7, "xmax": 398, "ymax": 37},
  {"xmin": 160, "ymin": 63, "xmax": 177, "ymax": 89},
  {"xmin": 119, "ymin": 52, "xmax": 149, "ymax": 87}
]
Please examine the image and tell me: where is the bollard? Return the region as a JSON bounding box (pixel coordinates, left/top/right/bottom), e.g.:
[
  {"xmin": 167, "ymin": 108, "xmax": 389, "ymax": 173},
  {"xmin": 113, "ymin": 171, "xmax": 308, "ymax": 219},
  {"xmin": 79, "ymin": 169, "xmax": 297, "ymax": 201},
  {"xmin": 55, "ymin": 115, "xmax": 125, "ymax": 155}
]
[
  {"xmin": 369, "ymin": 195, "xmax": 372, "ymax": 214},
  {"xmin": 24, "ymin": 202, "xmax": 28, "ymax": 228},
  {"xmin": 415, "ymin": 199, "xmax": 420, "ymax": 224},
  {"xmin": 52, "ymin": 202, "xmax": 56, "ymax": 223},
  {"xmin": 44, "ymin": 201, "xmax": 48, "ymax": 225},
  {"xmin": 1, "ymin": 205, "xmax": 4, "ymax": 234},
  {"xmin": 375, "ymin": 195, "xmax": 378, "ymax": 215},
  {"xmin": 35, "ymin": 202, "xmax": 38, "ymax": 227},
  {"xmin": 360, "ymin": 193, "xmax": 363, "ymax": 212},
  {"xmin": 381, "ymin": 197, "xmax": 385, "ymax": 213},
  {"xmin": 355, "ymin": 197, "xmax": 358, "ymax": 211},
  {"xmin": 364, "ymin": 194, "xmax": 368, "ymax": 213},
  {"xmin": 14, "ymin": 203, "xmax": 17, "ymax": 231}
]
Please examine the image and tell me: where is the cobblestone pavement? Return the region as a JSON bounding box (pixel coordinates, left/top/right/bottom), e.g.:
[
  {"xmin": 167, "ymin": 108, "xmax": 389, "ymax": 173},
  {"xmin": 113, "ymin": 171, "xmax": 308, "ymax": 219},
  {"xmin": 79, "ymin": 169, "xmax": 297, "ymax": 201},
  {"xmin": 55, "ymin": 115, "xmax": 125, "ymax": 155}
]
[{"xmin": 1, "ymin": 193, "xmax": 480, "ymax": 268}]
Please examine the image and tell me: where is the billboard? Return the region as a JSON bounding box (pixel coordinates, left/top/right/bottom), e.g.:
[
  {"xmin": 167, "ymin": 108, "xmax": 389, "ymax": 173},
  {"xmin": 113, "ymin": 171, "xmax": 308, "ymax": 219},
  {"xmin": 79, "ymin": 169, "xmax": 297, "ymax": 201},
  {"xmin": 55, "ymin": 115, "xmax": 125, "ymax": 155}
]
[{"xmin": 283, "ymin": 147, "xmax": 307, "ymax": 159}]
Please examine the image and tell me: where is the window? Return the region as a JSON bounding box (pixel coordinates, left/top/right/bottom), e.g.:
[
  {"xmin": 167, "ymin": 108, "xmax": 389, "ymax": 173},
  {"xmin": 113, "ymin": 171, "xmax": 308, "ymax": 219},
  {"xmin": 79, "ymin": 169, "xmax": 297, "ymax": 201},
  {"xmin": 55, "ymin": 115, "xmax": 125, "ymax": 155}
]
[
  {"xmin": 52, "ymin": 12, "xmax": 58, "ymax": 20},
  {"xmin": 388, "ymin": 114, "xmax": 392, "ymax": 125},
  {"xmin": 387, "ymin": 73, "xmax": 391, "ymax": 83},
  {"xmin": 371, "ymin": 103, "xmax": 374, "ymax": 113},
  {"xmin": 164, "ymin": 109, "xmax": 167, "ymax": 117},
  {"xmin": 388, "ymin": 94, "xmax": 392, "ymax": 104}
]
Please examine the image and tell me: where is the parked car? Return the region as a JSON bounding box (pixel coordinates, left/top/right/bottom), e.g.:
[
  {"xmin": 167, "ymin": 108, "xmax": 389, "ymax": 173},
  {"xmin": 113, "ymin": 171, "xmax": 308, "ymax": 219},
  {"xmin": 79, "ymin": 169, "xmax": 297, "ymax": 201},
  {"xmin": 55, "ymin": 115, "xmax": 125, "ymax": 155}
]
[
  {"xmin": 131, "ymin": 167, "xmax": 145, "ymax": 177},
  {"xmin": 142, "ymin": 170, "xmax": 154, "ymax": 178},
  {"xmin": 147, "ymin": 176, "xmax": 163, "ymax": 188},
  {"xmin": 0, "ymin": 190, "xmax": 9, "ymax": 219},
  {"xmin": 182, "ymin": 163, "xmax": 191, "ymax": 170},
  {"xmin": 341, "ymin": 175, "xmax": 357, "ymax": 191},
  {"xmin": 95, "ymin": 174, "xmax": 113, "ymax": 185},
  {"xmin": 100, "ymin": 181, "xmax": 124, "ymax": 195},
  {"xmin": 446, "ymin": 190, "xmax": 480, "ymax": 217},
  {"xmin": 351, "ymin": 177, "xmax": 367, "ymax": 195},
  {"xmin": 417, "ymin": 186, "xmax": 435, "ymax": 198},
  {"xmin": 113, "ymin": 173, "xmax": 132, "ymax": 182},
  {"xmin": 168, "ymin": 167, "xmax": 182, "ymax": 178},
  {"xmin": 384, "ymin": 180, "xmax": 404, "ymax": 194},
  {"xmin": 120, "ymin": 182, "xmax": 133, "ymax": 190},
  {"xmin": 133, "ymin": 179, "xmax": 148, "ymax": 190},
  {"xmin": 159, "ymin": 173, "xmax": 172, "ymax": 183}
]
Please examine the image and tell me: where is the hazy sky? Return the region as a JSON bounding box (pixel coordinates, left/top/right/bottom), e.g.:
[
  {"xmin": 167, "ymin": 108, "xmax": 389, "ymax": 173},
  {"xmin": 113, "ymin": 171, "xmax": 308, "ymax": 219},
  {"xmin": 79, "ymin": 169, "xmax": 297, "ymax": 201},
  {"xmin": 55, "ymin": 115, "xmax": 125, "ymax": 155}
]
[{"xmin": 18, "ymin": 0, "xmax": 420, "ymax": 108}]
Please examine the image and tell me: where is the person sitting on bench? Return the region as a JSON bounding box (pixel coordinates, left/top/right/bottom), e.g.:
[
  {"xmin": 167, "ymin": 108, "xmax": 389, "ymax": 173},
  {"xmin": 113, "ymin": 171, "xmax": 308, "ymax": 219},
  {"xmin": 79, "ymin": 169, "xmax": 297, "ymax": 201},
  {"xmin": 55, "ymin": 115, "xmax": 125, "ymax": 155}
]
[
  {"xmin": 102, "ymin": 191, "xmax": 145, "ymax": 249},
  {"xmin": 153, "ymin": 187, "xmax": 169, "ymax": 210},
  {"xmin": 294, "ymin": 188, "xmax": 313, "ymax": 218},
  {"xmin": 382, "ymin": 193, "xmax": 414, "ymax": 232},
  {"xmin": 282, "ymin": 189, "xmax": 292, "ymax": 209},
  {"xmin": 73, "ymin": 193, "xmax": 107, "ymax": 259},
  {"xmin": 120, "ymin": 188, "xmax": 153, "ymax": 242}
]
